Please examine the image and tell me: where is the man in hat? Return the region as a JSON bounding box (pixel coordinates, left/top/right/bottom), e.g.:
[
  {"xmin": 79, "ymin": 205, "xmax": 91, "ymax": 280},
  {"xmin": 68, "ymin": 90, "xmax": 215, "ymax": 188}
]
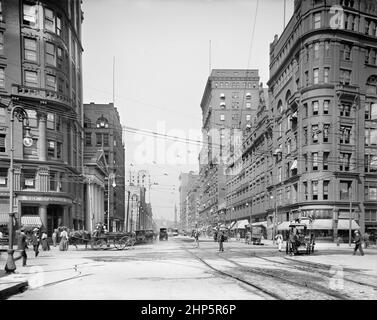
[
  {"xmin": 353, "ymin": 230, "xmax": 364, "ymax": 256},
  {"xmin": 31, "ymin": 228, "xmax": 40, "ymax": 257},
  {"xmin": 15, "ymin": 227, "xmax": 28, "ymax": 267}
]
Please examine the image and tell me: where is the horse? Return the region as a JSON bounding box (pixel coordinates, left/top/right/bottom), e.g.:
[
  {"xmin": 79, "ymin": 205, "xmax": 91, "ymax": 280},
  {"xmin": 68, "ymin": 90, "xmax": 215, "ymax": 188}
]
[{"xmin": 68, "ymin": 230, "xmax": 91, "ymax": 250}]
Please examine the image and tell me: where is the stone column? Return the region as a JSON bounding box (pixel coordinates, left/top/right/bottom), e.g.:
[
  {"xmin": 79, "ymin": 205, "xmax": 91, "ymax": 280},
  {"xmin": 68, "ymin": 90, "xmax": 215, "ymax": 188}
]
[
  {"xmin": 333, "ymin": 207, "xmax": 339, "ymax": 243},
  {"xmin": 38, "ymin": 113, "xmax": 47, "ymax": 162},
  {"xmin": 39, "ymin": 204, "xmax": 48, "ymax": 230},
  {"xmin": 85, "ymin": 183, "xmax": 91, "ymax": 231}
]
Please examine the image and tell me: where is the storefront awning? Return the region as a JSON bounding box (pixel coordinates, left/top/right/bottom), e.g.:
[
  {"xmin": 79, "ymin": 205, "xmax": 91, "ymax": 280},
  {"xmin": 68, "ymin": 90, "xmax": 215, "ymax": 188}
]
[
  {"xmin": 277, "ymin": 221, "xmax": 291, "ymax": 231},
  {"xmin": 251, "ymin": 221, "xmax": 267, "ymax": 228},
  {"xmin": 306, "ymin": 219, "xmax": 333, "ymax": 230},
  {"xmin": 231, "ymin": 219, "xmax": 249, "ymax": 230},
  {"xmin": 21, "ymin": 215, "xmax": 42, "ymax": 228},
  {"xmin": 337, "ymin": 219, "xmax": 360, "ymax": 230}
]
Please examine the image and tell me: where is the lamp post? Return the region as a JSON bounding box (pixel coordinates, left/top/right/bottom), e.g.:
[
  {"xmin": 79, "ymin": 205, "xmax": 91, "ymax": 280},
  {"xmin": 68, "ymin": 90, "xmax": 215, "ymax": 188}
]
[
  {"xmin": 107, "ymin": 172, "xmax": 116, "ymax": 232},
  {"xmin": 270, "ymin": 193, "xmax": 277, "ymax": 242},
  {"xmin": 5, "ymin": 104, "xmax": 32, "ymax": 273}
]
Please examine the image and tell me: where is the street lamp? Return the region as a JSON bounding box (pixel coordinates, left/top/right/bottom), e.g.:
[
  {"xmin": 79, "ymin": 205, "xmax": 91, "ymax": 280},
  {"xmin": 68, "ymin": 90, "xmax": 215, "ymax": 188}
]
[
  {"xmin": 270, "ymin": 194, "xmax": 277, "ymax": 242},
  {"xmin": 5, "ymin": 104, "xmax": 32, "ymax": 273},
  {"xmin": 107, "ymin": 172, "xmax": 116, "ymax": 232}
]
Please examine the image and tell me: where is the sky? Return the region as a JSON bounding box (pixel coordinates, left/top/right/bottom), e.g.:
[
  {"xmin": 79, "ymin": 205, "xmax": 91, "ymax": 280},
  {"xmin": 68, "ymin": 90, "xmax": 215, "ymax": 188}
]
[{"xmin": 82, "ymin": 0, "xmax": 294, "ymax": 220}]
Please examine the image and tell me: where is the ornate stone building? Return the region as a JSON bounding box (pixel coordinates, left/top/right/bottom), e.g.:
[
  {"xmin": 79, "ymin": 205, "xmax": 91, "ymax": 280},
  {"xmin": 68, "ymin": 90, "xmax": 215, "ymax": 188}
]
[{"xmin": 0, "ymin": 0, "xmax": 84, "ymax": 235}]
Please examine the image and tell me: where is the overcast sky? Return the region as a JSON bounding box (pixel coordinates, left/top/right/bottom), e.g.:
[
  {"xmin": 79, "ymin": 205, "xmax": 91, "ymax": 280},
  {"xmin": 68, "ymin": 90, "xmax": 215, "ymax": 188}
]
[{"xmin": 82, "ymin": 0, "xmax": 294, "ymax": 221}]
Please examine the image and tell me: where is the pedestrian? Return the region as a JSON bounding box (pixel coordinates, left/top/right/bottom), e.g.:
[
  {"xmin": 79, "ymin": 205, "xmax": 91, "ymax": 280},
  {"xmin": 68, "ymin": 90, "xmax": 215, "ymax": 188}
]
[
  {"xmin": 31, "ymin": 228, "xmax": 40, "ymax": 257},
  {"xmin": 41, "ymin": 231, "xmax": 50, "ymax": 251},
  {"xmin": 59, "ymin": 227, "xmax": 69, "ymax": 251},
  {"xmin": 218, "ymin": 231, "xmax": 225, "ymax": 252},
  {"xmin": 245, "ymin": 230, "xmax": 251, "ymax": 245},
  {"xmin": 13, "ymin": 228, "xmax": 28, "ymax": 268},
  {"xmin": 52, "ymin": 229, "xmax": 58, "ymax": 247},
  {"xmin": 336, "ymin": 236, "xmax": 342, "ymax": 247},
  {"xmin": 213, "ymin": 231, "xmax": 218, "ymax": 242},
  {"xmin": 236, "ymin": 231, "xmax": 240, "ymax": 242},
  {"xmin": 364, "ymin": 232, "xmax": 369, "ymax": 249},
  {"xmin": 275, "ymin": 232, "xmax": 283, "ymax": 252},
  {"xmin": 194, "ymin": 230, "xmax": 199, "ymax": 248},
  {"xmin": 353, "ymin": 230, "xmax": 364, "ymax": 256}
]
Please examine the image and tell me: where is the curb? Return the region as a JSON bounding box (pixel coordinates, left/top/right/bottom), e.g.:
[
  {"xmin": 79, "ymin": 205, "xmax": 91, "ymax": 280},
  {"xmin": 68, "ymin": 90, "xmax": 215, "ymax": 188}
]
[{"xmin": 0, "ymin": 279, "xmax": 28, "ymax": 300}]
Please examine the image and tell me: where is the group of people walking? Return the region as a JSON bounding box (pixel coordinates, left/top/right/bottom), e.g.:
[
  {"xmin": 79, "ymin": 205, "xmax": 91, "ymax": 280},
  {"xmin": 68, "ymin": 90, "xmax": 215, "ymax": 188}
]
[{"xmin": 13, "ymin": 226, "xmax": 70, "ymax": 267}]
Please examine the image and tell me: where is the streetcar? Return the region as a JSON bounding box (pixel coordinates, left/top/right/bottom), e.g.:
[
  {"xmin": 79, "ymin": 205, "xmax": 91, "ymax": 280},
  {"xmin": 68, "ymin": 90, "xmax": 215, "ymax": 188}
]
[{"xmin": 286, "ymin": 223, "xmax": 315, "ymax": 255}]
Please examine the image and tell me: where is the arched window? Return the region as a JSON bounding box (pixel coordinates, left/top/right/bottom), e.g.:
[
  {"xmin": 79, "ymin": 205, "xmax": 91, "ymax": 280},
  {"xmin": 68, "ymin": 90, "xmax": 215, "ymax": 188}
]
[{"xmin": 96, "ymin": 115, "xmax": 109, "ymax": 128}]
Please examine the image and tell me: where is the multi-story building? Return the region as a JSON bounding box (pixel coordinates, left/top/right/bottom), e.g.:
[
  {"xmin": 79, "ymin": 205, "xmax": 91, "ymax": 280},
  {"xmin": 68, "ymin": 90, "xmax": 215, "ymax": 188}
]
[
  {"xmin": 186, "ymin": 178, "xmax": 200, "ymax": 231},
  {"xmin": 225, "ymin": 85, "xmax": 271, "ymax": 231},
  {"xmin": 84, "ymin": 102, "xmax": 125, "ymax": 232},
  {"xmin": 198, "ymin": 69, "xmax": 261, "ymax": 228},
  {"xmin": 266, "ymin": 0, "xmax": 377, "ymax": 240},
  {"xmin": 125, "ymin": 185, "xmax": 146, "ymax": 231},
  {"xmin": 0, "ymin": 0, "xmax": 84, "ymax": 235},
  {"xmin": 178, "ymin": 171, "xmax": 198, "ymax": 231},
  {"xmin": 128, "ymin": 169, "xmax": 151, "ymax": 201}
]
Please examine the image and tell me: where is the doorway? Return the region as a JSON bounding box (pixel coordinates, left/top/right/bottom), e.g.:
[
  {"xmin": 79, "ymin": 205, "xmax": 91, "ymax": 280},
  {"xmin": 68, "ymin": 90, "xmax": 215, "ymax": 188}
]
[{"xmin": 47, "ymin": 205, "xmax": 63, "ymax": 236}]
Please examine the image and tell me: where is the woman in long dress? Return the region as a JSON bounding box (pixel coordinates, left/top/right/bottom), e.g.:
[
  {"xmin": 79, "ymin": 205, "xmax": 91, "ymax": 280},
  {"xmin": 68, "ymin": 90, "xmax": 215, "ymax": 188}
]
[{"xmin": 59, "ymin": 227, "xmax": 69, "ymax": 251}]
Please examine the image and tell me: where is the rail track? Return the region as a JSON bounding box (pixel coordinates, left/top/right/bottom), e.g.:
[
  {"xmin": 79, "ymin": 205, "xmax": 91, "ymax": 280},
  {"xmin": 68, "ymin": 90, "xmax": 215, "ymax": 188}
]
[{"xmin": 184, "ymin": 245, "xmax": 351, "ymax": 300}]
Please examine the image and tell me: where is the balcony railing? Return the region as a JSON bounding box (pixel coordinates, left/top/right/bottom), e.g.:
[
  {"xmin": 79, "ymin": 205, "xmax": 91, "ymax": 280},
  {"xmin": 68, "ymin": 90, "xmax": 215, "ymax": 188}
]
[{"xmin": 12, "ymin": 84, "xmax": 72, "ymax": 107}]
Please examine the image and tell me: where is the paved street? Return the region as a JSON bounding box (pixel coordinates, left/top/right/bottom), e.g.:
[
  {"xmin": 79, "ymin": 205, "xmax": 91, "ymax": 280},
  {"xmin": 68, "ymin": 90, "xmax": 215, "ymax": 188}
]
[{"xmin": 1, "ymin": 237, "xmax": 376, "ymax": 300}]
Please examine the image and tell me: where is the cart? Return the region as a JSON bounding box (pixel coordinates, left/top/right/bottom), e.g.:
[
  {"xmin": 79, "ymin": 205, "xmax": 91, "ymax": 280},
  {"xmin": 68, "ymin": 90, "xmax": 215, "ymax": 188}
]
[
  {"xmin": 251, "ymin": 226, "xmax": 263, "ymax": 245},
  {"xmin": 286, "ymin": 223, "xmax": 315, "ymax": 255}
]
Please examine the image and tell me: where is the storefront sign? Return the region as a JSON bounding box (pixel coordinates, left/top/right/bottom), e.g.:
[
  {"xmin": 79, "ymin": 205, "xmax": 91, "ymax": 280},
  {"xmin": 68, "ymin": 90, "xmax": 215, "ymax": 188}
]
[{"xmin": 18, "ymin": 195, "xmax": 72, "ymax": 204}]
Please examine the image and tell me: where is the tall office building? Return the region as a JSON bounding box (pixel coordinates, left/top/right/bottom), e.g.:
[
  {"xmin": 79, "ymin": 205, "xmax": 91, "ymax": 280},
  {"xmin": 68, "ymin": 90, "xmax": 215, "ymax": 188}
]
[
  {"xmin": 0, "ymin": 0, "xmax": 84, "ymax": 235},
  {"xmin": 267, "ymin": 0, "xmax": 377, "ymax": 239},
  {"xmin": 198, "ymin": 69, "xmax": 260, "ymax": 228}
]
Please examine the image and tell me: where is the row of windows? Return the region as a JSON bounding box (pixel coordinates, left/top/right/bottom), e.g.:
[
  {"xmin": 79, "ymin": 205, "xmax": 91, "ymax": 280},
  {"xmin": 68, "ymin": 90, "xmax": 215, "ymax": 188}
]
[
  {"xmin": 219, "ymin": 114, "xmax": 251, "ymax": 121},
  {"xmin": 214, "ymin": 82, "xmax": 257, "ymax": 89},
  {"xmin": 0, "ymin": 167, "xmax": 64, "ymax": 192}
]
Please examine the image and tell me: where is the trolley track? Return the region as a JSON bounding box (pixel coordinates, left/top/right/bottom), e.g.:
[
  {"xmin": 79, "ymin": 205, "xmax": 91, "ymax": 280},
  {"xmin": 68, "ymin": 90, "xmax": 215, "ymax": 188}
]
[
  {"xmin": 183, "ymin": 247, "xmax": 283, "ymax": 300},
  {"xmin": 184, "ymin": 246, "xmax": 349, "ymax": 300},
  {"xmin": 212, "ymin": 250, "xmax": 351, "ymax": 300},
  {"xmin": 247, "ymin": 254, "xmax": 377, "ymax": 290}
]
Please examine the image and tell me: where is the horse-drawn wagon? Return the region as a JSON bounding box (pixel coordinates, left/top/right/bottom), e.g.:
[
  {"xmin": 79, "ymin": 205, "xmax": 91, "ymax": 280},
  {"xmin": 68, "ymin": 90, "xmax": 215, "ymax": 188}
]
[{"xmin": 69, "ymin": 224, "xmax": 136, "ymax": 250}]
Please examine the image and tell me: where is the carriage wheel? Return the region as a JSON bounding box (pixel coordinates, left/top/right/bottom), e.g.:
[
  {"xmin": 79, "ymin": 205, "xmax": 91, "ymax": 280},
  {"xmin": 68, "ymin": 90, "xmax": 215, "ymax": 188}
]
[
  {"xmin": 91, "ymin": 239, "xmax": 107, "ymax": 250},
  {"xmin": 114, "ymin": 239, "xmax": 127, "ymax": 250}
]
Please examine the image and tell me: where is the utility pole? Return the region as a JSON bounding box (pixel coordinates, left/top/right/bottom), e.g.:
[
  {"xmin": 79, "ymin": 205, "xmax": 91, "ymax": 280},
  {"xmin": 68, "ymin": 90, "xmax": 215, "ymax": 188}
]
[
  {"xmin": 349, "ymin": 189, "xmax": 352, "ymax": 247},
  {"xmin": 126, "ymin": 190, "xmax": 130, "ymax": 232}
]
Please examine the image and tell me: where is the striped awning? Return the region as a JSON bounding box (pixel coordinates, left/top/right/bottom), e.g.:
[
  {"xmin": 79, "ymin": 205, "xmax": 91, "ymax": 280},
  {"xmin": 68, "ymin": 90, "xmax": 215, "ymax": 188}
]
[
  {"xmin": 0, "ymin": 213, "xmax": 9, "ymax": 225},
  {"xmin": 21, "ymin": 215, "xmax": 42, "ymax": 227}
]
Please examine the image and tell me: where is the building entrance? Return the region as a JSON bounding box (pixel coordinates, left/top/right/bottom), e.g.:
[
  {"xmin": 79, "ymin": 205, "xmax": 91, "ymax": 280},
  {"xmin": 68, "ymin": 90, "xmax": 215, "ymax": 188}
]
[{"xmin": 47, "ymin": 205, "xmax": 63, "ymax": 236}]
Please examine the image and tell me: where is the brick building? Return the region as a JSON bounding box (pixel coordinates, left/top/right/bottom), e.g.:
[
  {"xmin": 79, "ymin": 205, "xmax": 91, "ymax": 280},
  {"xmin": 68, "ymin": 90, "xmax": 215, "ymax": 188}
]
[
  {"xmin": 83, "ymin": 102, "xmax": 125, "ymax": 232},
  {"xmin": 198, "ymin": 69, "xmax": 261, "ymax": 229},
  {"xmin": 266, "ymin": 0, "xmax": 377, "ymax": 240}
]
